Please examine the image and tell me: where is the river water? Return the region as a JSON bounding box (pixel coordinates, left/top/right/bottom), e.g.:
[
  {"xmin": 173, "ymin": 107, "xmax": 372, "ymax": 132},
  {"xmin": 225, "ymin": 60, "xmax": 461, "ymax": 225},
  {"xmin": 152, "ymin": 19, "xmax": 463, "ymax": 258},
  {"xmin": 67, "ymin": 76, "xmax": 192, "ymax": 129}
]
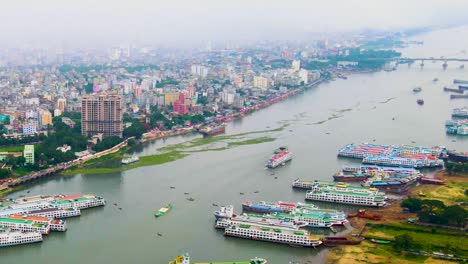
[{"xmin": 1, "ymin": 27, "xmax": 467, "ymax": 264}]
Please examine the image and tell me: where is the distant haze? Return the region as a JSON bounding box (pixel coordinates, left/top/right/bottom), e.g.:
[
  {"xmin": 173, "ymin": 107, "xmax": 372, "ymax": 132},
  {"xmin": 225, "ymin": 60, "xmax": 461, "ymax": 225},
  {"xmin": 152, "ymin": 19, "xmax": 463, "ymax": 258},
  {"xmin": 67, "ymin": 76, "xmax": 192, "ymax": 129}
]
[{"xmin": 2, "ymin": 0, "xmax": 468, "ymax": 48}]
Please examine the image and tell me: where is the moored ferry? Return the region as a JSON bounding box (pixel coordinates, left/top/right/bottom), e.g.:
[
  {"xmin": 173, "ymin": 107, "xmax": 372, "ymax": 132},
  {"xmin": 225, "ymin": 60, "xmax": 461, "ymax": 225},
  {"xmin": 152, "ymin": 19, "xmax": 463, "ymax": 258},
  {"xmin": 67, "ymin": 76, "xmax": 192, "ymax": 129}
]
[
  {"xmin": 169, "ymin": 253, "xmax": 267, "ymax": 264},
  {"xmin": 50, "ymin": 194, "xmax": 106, "ymax": 209},
  {"xmin": 8, "ymin": 214, "xmax": 67, "ymax": 232},
  {"xmin": 361, "ymin": 173, "xmax": 421, "ymax": 194},
  {"xmin": 293, "ymin": 179, "xmax": 385, "ymax": 196},
  {"xmin": 215, "ymin": 214, "xmax": 308, "ymax": 230},
  {"xmin": 362, "ymin": 155, "xmax": 444, "ymax": 168},
  {"xmin": 305, "ymin": 188, "xmax": 386, "ymax": 207},
  {"xmin": 0, "ymin": 207, "xmax": 81, "ymax": 219},
  {"xmin": 250, "ymin": 212, "xmax": 347, "ymax": 228},
  {"xmin": 242, "ymin": 201, "xmax": 316, "ymax": 213},
  {"xmin": 266, "ymin": 146, "xmax": 292, "ymax": 168},
  {"xmin": 0, "ymin": 217, "xmax": 51, "ymax": 234},
  {"xmin": 0, "ymin": 226, "xmax": 43, "ymax": 247},
  {"xmin": 338, "ymin": 143, "xmax": 446, "ymax": 160},
  {"xmin": 222, "ymin": 221, "xmax": 322, "ymax": 247}
]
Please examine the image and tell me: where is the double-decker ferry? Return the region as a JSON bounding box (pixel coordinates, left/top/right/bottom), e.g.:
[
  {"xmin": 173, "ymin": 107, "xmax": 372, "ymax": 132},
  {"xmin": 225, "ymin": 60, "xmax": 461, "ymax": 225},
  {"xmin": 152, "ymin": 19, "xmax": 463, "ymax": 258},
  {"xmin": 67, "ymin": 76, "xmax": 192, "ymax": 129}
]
[
  {"xmin": 0, "ymin": 217, "xmax": 50, "ymax": 234},
  {"xmin": 305, "ymin": 188, "xmax": 386, "ymax": 207},
  {"xmin": 0, "ymin": 207, "xmax": 81, "ymax": 219},
  {"xmin": 266, "ymin": 147, "xmax": 292, "ymax": 168},
  {"xmin": 169, "ymin": 253, "xmax": 267, "ymax": 264},
  {"xmin": 0, "ymin": 226, "xmax": 43, "ymax": 247},
  {"xmin": 215, "ymin": 214, "xmax": 308, "ymax": 230},
  {"xmin": 222, "ymin": 221, "xmax": 322, "ymax": 247},
  {"xmin": 242, "ymin": 201, "xmax": 316, "ymax": 213},
  {"xmin": 293, "ymin": 179, "xmax": 385, "ymax": 196},
  {"xmin": 363, "ymin": 155, "xmax": 444, "ymax": 168},
  {"xmin": 8, "ymin": 215, "xmax": 67, "ymax": 232},
  {"xmin": 250, "ymin": 212, "xmax": 346, "ymax": 228},
  {"xmin": 50, "ymin": 194, "xmax": 106, "ymax": 209}
]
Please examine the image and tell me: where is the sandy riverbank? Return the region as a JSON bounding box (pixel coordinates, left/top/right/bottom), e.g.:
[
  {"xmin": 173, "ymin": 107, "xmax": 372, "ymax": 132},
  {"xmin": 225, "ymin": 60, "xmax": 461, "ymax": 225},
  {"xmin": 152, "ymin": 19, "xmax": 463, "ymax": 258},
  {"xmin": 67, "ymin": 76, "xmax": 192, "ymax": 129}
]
[{"xmin": 325, "ymin": 170, "xmax": 467, "ymax": 264}]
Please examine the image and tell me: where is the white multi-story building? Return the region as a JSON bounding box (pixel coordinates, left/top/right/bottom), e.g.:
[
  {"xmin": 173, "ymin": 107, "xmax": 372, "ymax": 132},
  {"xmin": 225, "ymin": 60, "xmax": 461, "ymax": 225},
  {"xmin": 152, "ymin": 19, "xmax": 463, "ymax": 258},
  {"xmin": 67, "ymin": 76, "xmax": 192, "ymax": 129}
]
[
  {"xmin": 292, "ymin": 60, "xmax": 301, "ymax": 71},
  {"xmin": 190, "ymin": 64, "xmax": 209, "ymax": 78},
  {"xmin": 299, "ymin": 69, "xmax": 308, "ymax": 84},
  {"xmin": 253, "ymin": 76, "xmax": 269, "ymax": 90}
]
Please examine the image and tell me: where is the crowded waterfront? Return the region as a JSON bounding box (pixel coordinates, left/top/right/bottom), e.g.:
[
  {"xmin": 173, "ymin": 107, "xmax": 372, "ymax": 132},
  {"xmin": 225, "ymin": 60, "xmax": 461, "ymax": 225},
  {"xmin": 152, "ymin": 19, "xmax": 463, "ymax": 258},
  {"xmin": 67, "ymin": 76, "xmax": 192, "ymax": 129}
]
[{"xmin": 0, "ymin": 27, "xmax": 467, "ymax": 264}]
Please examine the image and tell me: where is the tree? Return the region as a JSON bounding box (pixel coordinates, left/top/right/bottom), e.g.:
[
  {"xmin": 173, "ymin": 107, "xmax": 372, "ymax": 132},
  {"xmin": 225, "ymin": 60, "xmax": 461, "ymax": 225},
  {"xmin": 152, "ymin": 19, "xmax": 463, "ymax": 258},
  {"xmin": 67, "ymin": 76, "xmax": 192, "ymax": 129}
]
[
  {"xmin": 197, "ymin": 96, "xmax": 208, "ymax": 106},
  {"xmin": 92, "ymin": 136, "xmax": 124, "ymax": 152},
  {"xmin": 0, "ymin": 168, "xmax": 11, "ymax": 179},
  {"xmin": 401, "ymin": 198, "xmax": 422, "ymax": 213},
  {"xmin": 393, "ymin": 234, "xmax": 413, "ymax": 250},
  {"xmin": 123, "ymin": 121, "xmax": 147, "ymax": 139},
  {"xmin": 442, "ymin": 205, "xmax": 467, "ymax": 227}
]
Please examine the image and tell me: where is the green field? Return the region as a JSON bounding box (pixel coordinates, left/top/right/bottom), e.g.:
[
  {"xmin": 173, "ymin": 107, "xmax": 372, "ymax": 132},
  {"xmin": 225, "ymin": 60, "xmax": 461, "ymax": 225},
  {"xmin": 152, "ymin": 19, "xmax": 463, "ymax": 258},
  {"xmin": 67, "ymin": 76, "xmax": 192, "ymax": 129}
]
[
  {"xmin": 366, "ymin": 223, "xmax": 468, "ymax": 257},
  {"xmin": 0, "ymin": 145, "xmax": 26, "ymax": 152}
]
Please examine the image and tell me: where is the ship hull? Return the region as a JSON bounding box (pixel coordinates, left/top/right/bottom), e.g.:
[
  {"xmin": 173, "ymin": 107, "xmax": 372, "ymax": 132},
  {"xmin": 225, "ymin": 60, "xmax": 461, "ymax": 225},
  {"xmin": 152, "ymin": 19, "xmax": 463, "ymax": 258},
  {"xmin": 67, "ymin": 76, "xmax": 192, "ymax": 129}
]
[
  {"xmin": 224, "ymin": 232, "xmax": 322, "ymax": 248},
  {"xmin": 447, "ymin": 151, "xmax": 468, "ymax": 163},
  {"xmin": 201, "ymin": 127, "xmax": 225, "ymax": 137},
  {"xmin": 242, "ymin": 204, "xmax": 284, "ymax": 213},
  {"xmin": 333, "ymin": 175, "xmax": 369, "ymax": 182}
]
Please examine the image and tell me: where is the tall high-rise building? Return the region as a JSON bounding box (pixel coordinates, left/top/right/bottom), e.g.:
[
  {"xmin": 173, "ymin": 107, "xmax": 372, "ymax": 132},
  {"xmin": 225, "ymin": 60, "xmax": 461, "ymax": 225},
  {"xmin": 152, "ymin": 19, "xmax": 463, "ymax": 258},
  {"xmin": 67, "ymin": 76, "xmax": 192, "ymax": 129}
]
[
  {"xmin": 57, "ymin": 98, "xmax": 67, "ymax": 113},
  {"xmin": 81, "ymin": 93, "xmax": 123, "ymax": 138}
]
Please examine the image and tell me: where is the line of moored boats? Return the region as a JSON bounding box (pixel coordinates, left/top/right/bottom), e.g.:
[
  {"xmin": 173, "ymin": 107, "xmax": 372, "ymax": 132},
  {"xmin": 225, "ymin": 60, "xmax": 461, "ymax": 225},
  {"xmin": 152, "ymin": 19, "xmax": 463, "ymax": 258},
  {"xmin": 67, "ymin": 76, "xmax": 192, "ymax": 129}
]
[{"xmin": 0, "ymin": 194, "xmax": 105, "ymax": 247}]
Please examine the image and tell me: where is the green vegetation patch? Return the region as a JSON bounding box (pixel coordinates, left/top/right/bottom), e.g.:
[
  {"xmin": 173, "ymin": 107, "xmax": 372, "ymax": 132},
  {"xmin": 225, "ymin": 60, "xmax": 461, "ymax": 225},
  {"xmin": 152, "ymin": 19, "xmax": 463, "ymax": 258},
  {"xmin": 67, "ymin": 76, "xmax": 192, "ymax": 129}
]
[
  {"xmin": 0, "ymin": 145, "xmax": 26, "ymax": 152},
  {"xmin": 61, "ymin": 151, "xmax": 188, "ymax": 175},
  {"xmin": 366, "ymin": 223, "xmax": 468, "ymax": 256}
]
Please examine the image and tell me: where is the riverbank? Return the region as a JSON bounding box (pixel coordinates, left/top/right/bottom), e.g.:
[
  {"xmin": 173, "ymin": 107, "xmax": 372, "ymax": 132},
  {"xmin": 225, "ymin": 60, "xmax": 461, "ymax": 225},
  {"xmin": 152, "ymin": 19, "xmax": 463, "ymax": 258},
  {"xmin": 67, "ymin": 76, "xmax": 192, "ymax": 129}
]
[
  {"xmin": 60, "ymin": 129, "xmax": 279, "ymax": 175},
  {"xmin": 326, "ymin": 170, "xmax": 468, "ymax": 264}
]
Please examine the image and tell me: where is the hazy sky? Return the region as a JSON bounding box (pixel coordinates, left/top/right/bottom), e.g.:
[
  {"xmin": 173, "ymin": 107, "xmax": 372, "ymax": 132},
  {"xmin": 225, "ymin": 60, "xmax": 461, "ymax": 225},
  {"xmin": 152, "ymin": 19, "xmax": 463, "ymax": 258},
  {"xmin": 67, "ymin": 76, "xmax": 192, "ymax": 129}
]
[{"xmin": 2, "ymin": 0, "xmax": 468, "ymax": 48}]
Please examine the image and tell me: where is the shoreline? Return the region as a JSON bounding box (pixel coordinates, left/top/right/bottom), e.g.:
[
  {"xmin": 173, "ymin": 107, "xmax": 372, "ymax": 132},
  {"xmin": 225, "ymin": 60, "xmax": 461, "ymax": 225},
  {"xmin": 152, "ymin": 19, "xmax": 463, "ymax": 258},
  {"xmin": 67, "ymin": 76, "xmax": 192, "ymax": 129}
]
[{"xmin": 325, "ymin": 170, "xmax": 468, "ymax": 264}]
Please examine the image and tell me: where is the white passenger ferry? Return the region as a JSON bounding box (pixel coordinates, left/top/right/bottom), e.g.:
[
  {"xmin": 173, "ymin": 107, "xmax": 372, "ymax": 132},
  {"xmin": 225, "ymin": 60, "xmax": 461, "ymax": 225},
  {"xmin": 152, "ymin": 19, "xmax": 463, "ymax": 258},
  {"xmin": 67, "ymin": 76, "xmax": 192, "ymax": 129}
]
[
  {"xmin": 215, "ymin": 215, "xmax": 308, "ymax": 230},
  {"xmin": 222, "ymin": 221, "xmax": 322, "ymax": 247},
  {"xmin": 0, "ymin": 207, "xmax": 81, "ymax": 219},
  {"xmin": 50, "ymin": 194, "xmax": 106, "ymax": 209},
  {"xmin": 0, "ymin": 226, "xmax": 43, "ymax": 247},
  {"xmin": 7, "ymin": 215, "xmax": 67, "ymax": 232},
  {"xmin": 305, "ymin": 189, "xmax": 386, "ymax": 207},
  {"xmin": 0, "ymin": 217, "xmax": 51, "ymax": 234}
]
